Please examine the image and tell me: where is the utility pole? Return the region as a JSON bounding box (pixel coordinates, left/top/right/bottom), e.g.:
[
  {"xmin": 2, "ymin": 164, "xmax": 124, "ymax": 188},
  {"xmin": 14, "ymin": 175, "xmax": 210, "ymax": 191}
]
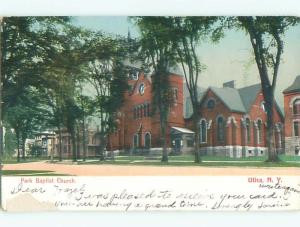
[{"xmin": 0, "ymin": 16, "xmax": 4, "ymax": 211}]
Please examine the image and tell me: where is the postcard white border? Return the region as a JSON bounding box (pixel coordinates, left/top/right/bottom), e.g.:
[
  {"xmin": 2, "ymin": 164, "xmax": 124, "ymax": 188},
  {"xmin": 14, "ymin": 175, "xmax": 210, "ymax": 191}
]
[{"xmin": 1, "ymin": 0, "xmax": 300, "ymax": 226}]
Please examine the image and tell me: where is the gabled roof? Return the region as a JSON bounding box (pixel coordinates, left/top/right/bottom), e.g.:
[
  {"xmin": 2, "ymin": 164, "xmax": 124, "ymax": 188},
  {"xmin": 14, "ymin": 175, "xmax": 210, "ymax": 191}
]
[
  {"xmin": 210, "ymin": 86, "xmax": 246, "ymax": 113},
  {"xmin": 238, "ymin": 84, "xmax": 262, "ymax": 112},
  {"xmin": 283, "ymin": 75, "xmax": 300, "ymax": 94},
  {"xmin": 183, "ymin": 83, "xmax": 266, "ymax": 118}
]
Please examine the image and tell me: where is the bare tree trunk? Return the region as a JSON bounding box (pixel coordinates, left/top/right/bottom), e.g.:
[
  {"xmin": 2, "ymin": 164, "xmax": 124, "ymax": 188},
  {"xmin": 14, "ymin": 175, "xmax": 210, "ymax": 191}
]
[
  {"xmin": 193, "ymin": 110, "xmax": 201, "ymax": 163},
  {"xmin": 82, "ymin": 119, "xmax": 87, "ymax": 161},
  {"xmin": 70, "ymin": 129, "xmax": 77, "ymax": 162},
  {"xmin": 99, "ymin": 132, "xmax": 105, "ymax": 161},
  {"xmin": 76, "ymin": 125, "xmax": 80, "ymax": 160},
  {"xmin": 16, "ymin": 132, "xmax": 20, "ymax": 162},
  {"xmin": 21, "ymin": 133, "xmax": 26, "ymax": 160},
  {"xmin": 21, "ymin": 139, "xmax": 25, "ymax": 160},
  {"xmin": 264, "ymin": 91, "xmax": 278, "ymax": 162},
  {"xmin": 161, "ymin": 114, "xmax": 168, "ymax": 162},
  {"xmin": 58, "ymin": 126, "xmax": 62, "ymax": 161}
]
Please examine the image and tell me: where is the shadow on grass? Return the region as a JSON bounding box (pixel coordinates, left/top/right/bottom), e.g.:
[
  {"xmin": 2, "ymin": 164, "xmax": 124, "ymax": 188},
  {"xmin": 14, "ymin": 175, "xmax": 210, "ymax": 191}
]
[
  {"xmin": 77, "ymin": 160, "xmax": 300, "ymax": 168},
  {"xmin": 1, "ymin": 170, "xmax": 71, "ymax": 176}
]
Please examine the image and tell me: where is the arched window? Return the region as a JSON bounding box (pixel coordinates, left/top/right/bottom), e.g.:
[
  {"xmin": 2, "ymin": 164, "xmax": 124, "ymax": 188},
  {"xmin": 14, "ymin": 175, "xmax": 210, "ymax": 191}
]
[
  {"xmin": 144, "ymin": 132, "xmax": 151, "ymax": 149},
  {"xmin": 144, "ymin": 104, "xmax": 147, "ymax": 117},
  {"xmin": 207, "ymin": 99, "xmax": 216, "ymax": 110},
  {"xmin": 294, "ymin": 121, "xmax": 299, "ymax": 137},
  {"xmin": 133, "ymin": 107, "xmax": 137, "ymax": 119},
  {"xmin": 173, "ymin": 88, "xmax": 178, "ymax": 103},
  {"xmin": 133, "ymin": 134, "xmax": 139, "ymax": 148},
  {"xmin": 200, "ymin": 119, "xmax": 207, "ymax": 143},
  {"xmin": 246, "ymin": 118, "xmax": 251, "ymax": 143},
  {"xmin": 293, "ymin": 99, "xmax": 300, "ymax": 115},
  {"xmin": 217, "ymin": 116, "xmax": 225, "ymax": 142},
  {"xmin": 140, "ymin": 105, "xmax": 144, "ymax": 118},
  {"xmin": 136, "ymin": 106, "xmax": 140, "ymax": 119},
  {"xmin": 257, "ymin": 119, "xmax": 263, "ymax": 144},
  {"xmin": 147, "ymin": 104, "xmax": 150, "ymax": 117}
]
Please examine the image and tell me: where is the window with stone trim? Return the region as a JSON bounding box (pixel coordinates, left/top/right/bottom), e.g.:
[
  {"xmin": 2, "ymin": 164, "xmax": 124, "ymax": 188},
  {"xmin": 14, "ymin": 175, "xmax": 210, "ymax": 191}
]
[
  {"xmin": 133, "ymin": 107, "xmax": 137, "ymax": 119},
  {"xmin": 257, "ymin": 119, "xmax": 263, "ymax": 144},
  {"xmin": 144, "ymin": 132, "xmax": 151, "ymax": 149},
  {"xmin": 217, "ymin": 116, "xmax": 225, "ymax": 142},
  {"xmin": 246, "ymin": 118, "xmax": 251, "ymax": 143},
  {"xmin": 144, "ymin": 104, "xmax": 147, "ymax": 117},
  {"xmin": 146, "ymin": 103, "xmax": 150, "ymax": 117},
  {"xmin": 133, "ymin": 134, "xmax": 139, "ymax": 148},
  {"xmin": 293, "ymin": 99, "xmax": 300, "ymax": 115},
  {"xmin": 294, "ymin": 121, "xmax": 299, "ymax": 137},
  {"xmin": 140, "ymin": 105, "xmax": 143, "ymax": 118}
]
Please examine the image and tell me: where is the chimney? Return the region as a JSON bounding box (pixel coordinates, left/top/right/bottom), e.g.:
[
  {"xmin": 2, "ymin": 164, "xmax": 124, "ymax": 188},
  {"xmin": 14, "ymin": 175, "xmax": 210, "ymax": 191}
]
[{"xmin": 223, "ymin": 80, "xmax": 235, "ymax": 88}]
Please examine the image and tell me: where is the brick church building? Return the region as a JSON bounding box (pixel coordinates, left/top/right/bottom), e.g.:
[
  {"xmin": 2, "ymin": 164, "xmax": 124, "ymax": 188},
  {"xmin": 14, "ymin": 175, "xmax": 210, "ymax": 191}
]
[
  {"xmin": 283, "ymin": 75, "xmax": 300, "ymax": 156},
  {"xmin": 107, "ymin": 67, "xmax": 285, "ymax": 158}
]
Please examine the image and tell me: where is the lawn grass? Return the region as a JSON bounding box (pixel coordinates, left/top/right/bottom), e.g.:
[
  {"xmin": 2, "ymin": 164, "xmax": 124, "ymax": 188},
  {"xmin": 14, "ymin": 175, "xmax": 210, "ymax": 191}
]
[
  {"xmin": 2, "ymin": 157, "xmax": 50, "ymax": 164},
  {"xmin": 79, "ymin": 159, "xmax": 300, "ymax": 168},
  {"xmin": 1, "ymin": 170, "xmax": 70, "ymax": 176},
  {"xmin": 2, "ymin": 154, "xmax": 300, "ymax": 168}
]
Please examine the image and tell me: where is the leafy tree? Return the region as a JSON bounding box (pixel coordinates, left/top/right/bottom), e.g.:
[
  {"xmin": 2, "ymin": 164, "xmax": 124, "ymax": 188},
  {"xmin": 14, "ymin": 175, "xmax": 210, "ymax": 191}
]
[
  {"xmin": 5, "ymin": 88, "xmax": 49, "ymax": 161},
  {"xmin": 4, "ymin": 127, "xmax": 17, "ymax": 156},
  {"xmin": 170, "ymin": 17, "xmax": 221, "ymax": 163},
  {"xmin": 82, "ymin": 32, "xmax": 129, "ymax": 160},
  {"xmin": 0, "ymin": 17, "xmax": 73, "ymax": 161},
  {"xmin": 133, "ymin": 17, "xmax": 178, "ymax": 162},
  {"xmin": 235, "ymin": 16, "xmax": 300, "ymax": 162},
  {"xmin": 76, "ymin": 88, "xmax": 96, "ymax": 161}
]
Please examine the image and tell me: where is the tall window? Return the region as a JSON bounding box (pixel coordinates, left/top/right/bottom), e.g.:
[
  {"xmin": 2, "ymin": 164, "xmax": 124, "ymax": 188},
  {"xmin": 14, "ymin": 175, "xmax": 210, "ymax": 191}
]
[
  {"xmin": 294, "ymin": 121, "xmax": 299, "ymax": 137},
  {"xmin": 147, "ymin": 104, "xmax": 150, "ymax": 117},
  {"xmin": 133, "ymin": 134, "xmax": 139, "ymax": 148},
  {"xmin": 140, "ymin": 105, "xmax": 143, "ymax": 118},
  {"xmin": 257, "ymin": 119, "xmax": 263, "ymax": 144},
  {"xmin": 200, "ymin": 119, "xmax": 207, "ymax": 143},
  {"xmin": 246, "ymin": 118, "xmax": 251, "ymax": 143},
  {"xmin": 173, "ymin": 88, "xmax": 178, "ymax": 102},
  {"xmin": 217, "ymin": 117, "xmax": 225, "ymax": 142},
  {"xmin": 293, "ymin": 99, "xmax": 300, "ymax": 115},
  {"xmin": 144, "ymin": 132, "xmax": 151, "ymax": 149},
  {"xmin": 133, "ymin": 107, "xmax": 137, "ymax": 119},
  {"xmin": 144, "ymin": 104, "xmax": 147, "ymax": 117},
  {"xmin": 136, "ymin": 106, "xmax": 140, "ymax": 118}
]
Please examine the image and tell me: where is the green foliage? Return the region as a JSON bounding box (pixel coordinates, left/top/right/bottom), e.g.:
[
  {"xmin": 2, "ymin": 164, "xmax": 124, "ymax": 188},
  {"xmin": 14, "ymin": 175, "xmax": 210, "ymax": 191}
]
[
  {"xmin": 4, "ymin": 128, "xmax": 16, "ymax": 155},
  {"xmin": 81, "ymin": 31, "xmax": 130, "ymax": 135}
]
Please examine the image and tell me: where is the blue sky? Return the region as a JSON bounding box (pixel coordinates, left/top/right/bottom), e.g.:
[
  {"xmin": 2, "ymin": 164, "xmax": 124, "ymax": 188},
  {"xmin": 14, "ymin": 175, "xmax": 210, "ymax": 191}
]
[{"xmin": 73, "ymin": 16, "xmax": 300, "ymax": 108}]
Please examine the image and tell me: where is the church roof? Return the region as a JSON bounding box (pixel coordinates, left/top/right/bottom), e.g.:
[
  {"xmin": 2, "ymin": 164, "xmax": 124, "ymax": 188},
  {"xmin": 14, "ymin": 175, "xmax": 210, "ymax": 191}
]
[
  {"xmin": 238, "ymin": 84, "xmax": 262, "ymax": 112},
  {"xmin": 210, "ymin": 86, "xmax": 246, "ymax": 113},
  {"xmin": 283, "ymin": 75, "xmax": 300, "ymax": 94},
  {"xmin": 183, "ymin": 82, "xmax": 283, "ymax": 119}
]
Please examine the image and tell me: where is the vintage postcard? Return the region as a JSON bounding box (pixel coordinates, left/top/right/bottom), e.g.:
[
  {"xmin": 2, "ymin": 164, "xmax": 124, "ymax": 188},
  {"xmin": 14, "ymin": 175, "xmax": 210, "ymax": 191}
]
[{"xmin": 0, "ymin": 16, "xmax": 299, "ymax": 212}]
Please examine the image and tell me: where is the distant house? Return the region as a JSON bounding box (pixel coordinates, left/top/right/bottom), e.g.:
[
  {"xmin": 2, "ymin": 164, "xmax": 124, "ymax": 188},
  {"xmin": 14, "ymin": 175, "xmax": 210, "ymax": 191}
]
[
  {"xmin": 283, "ymin": 75, "xmax": 300, "ymax": 156},
  {"xmin": 107, "ymin": 68, "xmax": 284, "ymax": 158},
  {"xmin": 52, "ymin": 128, "xmax": 102, "ymax": 159},
  {"xmin": 33, "ymin": 131, "xmax": 55, "ymax": 157}
]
